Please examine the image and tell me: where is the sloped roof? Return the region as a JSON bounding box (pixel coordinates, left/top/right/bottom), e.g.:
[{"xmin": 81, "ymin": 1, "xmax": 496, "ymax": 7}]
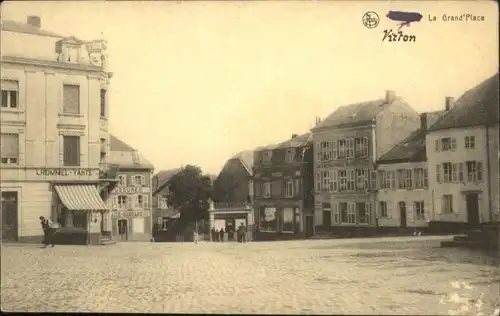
[
  {"xmin": 428, "ymin": 73, "xmax": 499, "ymax": 131},
  {"xmin": 378, "ymin": 129, "xmax": 426, "ymax": 164},
  {"xmin": 154, "ymin": 168, "xmax": 182, "ymax": 187},
  {"xmin": 229, "ymin": 150, "xmax": 254, "ymax": 175},
  {"xmin": 312, "ymin": 96, "xmax": 410, "ymax": 130},
  {"xmin": 108, "ymin": 135, "xmax": 154, "ymax": 170},
  {"xmin": 2, "ymin": 19, "xmax": 64, "ymax": 38},
  {"xmin": 275, "ymin": 133, "xmax": 313, "ymax": 149}
]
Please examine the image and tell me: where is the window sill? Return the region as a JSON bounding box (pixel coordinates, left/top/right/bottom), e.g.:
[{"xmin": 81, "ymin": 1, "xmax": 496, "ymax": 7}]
[
  {"xmin": 0, "ymin": 107, "xmax": 24, "ymax": 113},
  {"xmin": 59, "ymin": 113, "xmax": 83, "ymax": 118},
  {"xmin": 100, "ymin": 116, "xmax": 108, "ymax": 121}
]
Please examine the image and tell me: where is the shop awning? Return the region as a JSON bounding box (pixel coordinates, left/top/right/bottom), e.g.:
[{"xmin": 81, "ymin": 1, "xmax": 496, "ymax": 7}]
[{"xmin": 54, "ymin": 184, "xmax": 108, "ymax": 211}]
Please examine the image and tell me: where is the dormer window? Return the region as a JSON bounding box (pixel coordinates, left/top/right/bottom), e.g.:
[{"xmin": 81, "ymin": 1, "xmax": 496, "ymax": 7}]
[
  {"xmin": 262, "ymin": 151, "xmax": 272, "ymax": 164},
  {"xmin": 56, "ymin": 36, "xmax": 83, "ymax": 64}
]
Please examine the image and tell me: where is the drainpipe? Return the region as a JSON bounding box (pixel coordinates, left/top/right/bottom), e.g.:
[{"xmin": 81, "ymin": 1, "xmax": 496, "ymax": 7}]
[{"xmin": 485, "ymin": 126, "xmax": 493, "ymax": 222}]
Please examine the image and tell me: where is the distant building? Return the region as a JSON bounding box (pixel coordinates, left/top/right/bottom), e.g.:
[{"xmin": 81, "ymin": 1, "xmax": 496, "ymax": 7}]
[
  {"xmin": 107, "ymin": 135, "xmax": 155, "ymax": 241},
  {"xmin": 426, "ymin": 73, "xmax": 499, "ymax": 229},
  {"xmin": 211, "ymin": 151, "xmax": 254, "ymax": 240},
  {"xmin": 376, "ymin": 110, "xmax": 445, "ymax": 231},
  {"xmin": 151, "ymin": 168, "xmax": 182, "ymax": 231},
  {"xmin": 253, "ymin": 133, "xmax": 315, "ymax": 240},
  {"xmin": 0, "ymin": 16, "xmax": 116, "ymax": 245},
  {"xmin": 310, "ymin": 90, "xmax": 421, "ymax": 236}
]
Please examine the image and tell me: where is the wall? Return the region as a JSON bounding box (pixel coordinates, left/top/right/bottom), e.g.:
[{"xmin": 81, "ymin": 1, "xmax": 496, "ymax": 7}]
[
  {"xmin": 377, "ymin": 161, "xmax": 429, "ymax": 227},
  {"xmin": 213, "ymin": 159, "xmax": 251, "ymax": 204},
  {"xmin": 487, "ymin": 124, "xmax": 500, "ymax": 221},
  {"xmin": 426, "ymin": 126, "xmax": 490, "ymax": 223}
]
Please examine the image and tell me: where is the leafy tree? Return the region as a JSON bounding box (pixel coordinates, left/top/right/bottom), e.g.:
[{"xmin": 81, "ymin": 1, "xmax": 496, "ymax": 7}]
[{"xmin": 166, "ymin": 165, "xmax": 212, "ymax": 225}]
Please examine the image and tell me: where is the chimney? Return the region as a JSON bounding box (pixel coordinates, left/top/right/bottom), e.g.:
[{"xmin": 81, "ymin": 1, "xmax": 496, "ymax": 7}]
[
  {"xmin": 27, "ymin": 16, "xmax": 41, "ymax": 28},
  {"xmin": 420, "ymin": 113, "xmax": 428, "ymax": 130},
  {"xmin": 385, "ymin": 90, "xmax": 396, "ymax": 103},
  {"xmin": 291, "ymin": 134, "xmax": 298, "ymax": 139},
  {"xmin": 445, "ymin": 97, "xmax": 455, "ymax": 111}
]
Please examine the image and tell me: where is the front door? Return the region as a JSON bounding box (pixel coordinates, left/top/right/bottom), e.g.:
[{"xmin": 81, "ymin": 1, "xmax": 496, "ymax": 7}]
[
  {"xmin": 305, "ymin": 215, "xmax": 314, "ymax": 238},
  {"xmin": 466, "ymin": 193, "xmax": 480, "ymax": 226},
  {"xmin": 323, "ymin": 210, "xmax": 331, "ymax": 229},
  {"xmin": 399, "ymin": 202, "xmax": 407, "ymax": 228},
  {"xmin": 1, "ymin": 192, "xmax": 18, "ymax": 242},
  {"xmin": 117, "ymin": 219, "xmax": 128, "ymax": 241}
]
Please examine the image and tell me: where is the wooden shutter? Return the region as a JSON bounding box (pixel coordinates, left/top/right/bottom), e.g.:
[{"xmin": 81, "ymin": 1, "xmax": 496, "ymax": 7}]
[
  {"xmin": 294, "ymin": 179, "xmax": 300, "ymax": 196},
  {"xmin": 436, "ymin": 165, "xmax": 441, "ymax": 183},
  {"xmin": 112, "ymin": 196, "xmax": 118, "ymax": 209},
  {"xmin": 131, "ymin": 175, "xmax": 136, "ymax": 186},
  {"xmin": 332, "ymin": 141, "xmax": 338, "ymax": 159},
  {"xmin": 477, "ymin": 162, "xmax": 483, "ymax": 181},
  {"xmin": 451, "ymin": 164, "xmax": 458, "ymax": 182},
  {"xmin": 435, "ymin": 139, "xmax": 440, "ymax": 152},
  {"xmin": 143, "ymin": 194, "xmax": 149, "ymax": 209},
  {"xmin": 458, "ymin": 163, "xmax": 464, "ymax": 182},
  {"xmin": 316, "ymin": 142, "xmax": 321, "ymax": 161},
  {"xmin": 126, "ymin": 196, "xmax": 132, "ymax": 209}
]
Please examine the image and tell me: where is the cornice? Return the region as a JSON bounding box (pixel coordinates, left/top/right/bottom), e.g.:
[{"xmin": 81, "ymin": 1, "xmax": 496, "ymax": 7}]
[
  {"xmin": 57, "ymin": 123, "xmax": 86, "ymax": 130},
  {"xmin": 1, "ymin": 55, "xmax": 103, "ymax": 73}
]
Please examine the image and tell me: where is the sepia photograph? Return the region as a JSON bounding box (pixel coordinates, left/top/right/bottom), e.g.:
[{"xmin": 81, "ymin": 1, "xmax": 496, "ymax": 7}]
[{"xmin": 0, "ymin": 0, "xmax": 499, "ymax": 314}]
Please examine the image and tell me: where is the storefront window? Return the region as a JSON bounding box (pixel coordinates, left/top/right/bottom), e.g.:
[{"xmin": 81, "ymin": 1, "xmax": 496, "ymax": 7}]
[
  {"xmin": 259, "ymin": 207, "xmax": 277, "ymax": 231},
  {"xmin": 282, "ymin": 208, "xmax": 294, "ymax": 233},
  {"xmin": 73, "ymin": 212, "xmax": 87, "ymax": 228}
]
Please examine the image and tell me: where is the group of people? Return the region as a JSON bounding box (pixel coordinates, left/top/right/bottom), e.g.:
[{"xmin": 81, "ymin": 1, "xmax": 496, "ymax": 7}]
[{"xmin": 209, "ymin": 223, "xmax": 248, "ymax": 243}]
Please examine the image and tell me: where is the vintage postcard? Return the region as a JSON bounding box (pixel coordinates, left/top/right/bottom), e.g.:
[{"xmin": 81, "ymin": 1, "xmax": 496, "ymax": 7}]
[{"xmin": 1, "ymin": 0, "xmax": 498, "ymax": 314}]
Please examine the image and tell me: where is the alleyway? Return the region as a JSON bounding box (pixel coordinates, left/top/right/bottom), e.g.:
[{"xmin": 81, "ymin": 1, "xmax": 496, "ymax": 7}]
[{"xmin": 1, "ymin": 236, "xmax": 499, "ymax": 314}]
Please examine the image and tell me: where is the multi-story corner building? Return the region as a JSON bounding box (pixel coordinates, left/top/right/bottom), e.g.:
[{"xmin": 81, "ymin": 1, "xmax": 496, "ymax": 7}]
[
  {"xmin": 211, "ymin": 151, "xmax": 254, "ymax": 239},
  {"xmin": 310, "ymin": 90, "xmax": 421, "ymax": 236},
  {"xmin": 253, "ymin": 133, "xmax": 314, "ymax": 240},
  {"xmin": 0, "ymin": 16, "xmax": 117, "ymax": 244},
  {"xmin": 426, "ymin": 73, "xmax": 499, "ymax": 229},
  {"xmin": 376, "ymin": 110, "xmax": 445, "ymax": 232},
  {"xmin": 151, "ymin": 168, "xmax": 182, "ymax": 231},
  {"xmin": 106, "ymin": 135, "xmax": 154, "ymax": 241}
]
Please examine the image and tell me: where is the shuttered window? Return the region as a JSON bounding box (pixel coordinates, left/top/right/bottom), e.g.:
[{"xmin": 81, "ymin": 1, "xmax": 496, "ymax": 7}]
[
  {"xmin": 1, "ymin": 80, "xmax": 19, "ymax": 109},
  {"xmin": 63, "ymin": 84, "xmax": 80, "ymax": 114},
  {"xmin": 100, "ymin": 89, "xmax": 107, "ymax": 117},
  {"xmin": 63, "ymin": 136, "xmax": 80, "ymax": 166},
  {"xmin": 0, "ymin": 134, "xmax": 19, "ymax": 164}
]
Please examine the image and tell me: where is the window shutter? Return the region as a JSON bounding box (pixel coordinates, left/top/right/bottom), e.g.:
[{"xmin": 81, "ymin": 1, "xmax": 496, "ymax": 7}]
[
  {"xmin": 125, "ymin": 196, "xmax": 131, "ymax": 209},
  {"xmin": 140, "ymin": 175, "xmax": 145, "ymax": 186},
  {"xmin": 332, "ymin": 141, "xmax": 338, "ymax": 159},
  {"xmin": 452, "ymin": 164, "xmax": 457, "ymax": 182},
  {"xmin": 143, "ymin": 194, "xmax": 149, "ymax": 209},
  {"xmin": 424, "ymin": 169, "xmax": 428, "ymax": 188},
  {"xmin": 436, "ymin": 165, "xmax": 441, "ymax": 183},
  {"xmin": 131, "ymin": 175, "xmax": 136, "ymax": 186},
  {"xmin": 316, "ymin": 142, "xmax": 321, "ymax": 161},
  {"xmin": 62, "ymin": 85, "xmax": 80, "ymax": 114},
  {"xmin": 370, "ymin": 170, "xmax": 376, "ymax": 190},
  {"xmin": 477, "ymin": 162, "xmax": 483, "ymax": 181},
  {"xmin": 451, "ymin": 138, "xmax": 457, "ymax": 150},
  {"xmin": 435, "ymin": 139, "xmax": 440, "ymax": 152},
  {"xmin": 294, "ymin": 179, "xmax": 300, "ymax": 196},
  {"xmin": 123, "ymin": 175, "xmax": 127, "ymax": 187},
  {"xmin": 157, "ymin": 195, "xmax": 162, "ymax": 208},
  {"xmin": 458, "ymin": 163, "xmax": 464, "ymax": 182},
  {"xmin": 112, "ymin": 196, "xmax": 117, "ymax": 209}
]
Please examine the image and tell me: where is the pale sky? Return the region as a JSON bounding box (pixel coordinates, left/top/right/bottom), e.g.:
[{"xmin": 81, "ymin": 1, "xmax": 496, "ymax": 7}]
[{"xmin": 2, "ymin": 1, "xmax": 498, "ymax": 175}]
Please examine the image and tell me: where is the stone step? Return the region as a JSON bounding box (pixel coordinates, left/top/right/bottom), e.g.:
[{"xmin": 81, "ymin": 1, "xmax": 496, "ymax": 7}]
[
  {"xmin": 100, "ymin": 240, "xmax": 116, "ymax": 246},
  {"xmin": 453, "ymin": 235, "xmax": 473, "ymax": 242},
  {"xmin": 440, "ymin": 239, "xmax": 486, "ymax": 249}
]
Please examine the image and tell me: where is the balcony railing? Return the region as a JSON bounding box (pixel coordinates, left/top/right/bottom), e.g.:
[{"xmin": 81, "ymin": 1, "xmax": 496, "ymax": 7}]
[{"xmin": 99, "ymin": 162, "xmax": 119, "ymax": 180}]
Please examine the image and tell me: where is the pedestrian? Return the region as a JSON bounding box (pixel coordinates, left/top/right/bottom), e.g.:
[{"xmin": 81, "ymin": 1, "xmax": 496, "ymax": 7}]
[
  {"xmin": 219, "ymin": 228, "xmax": 225, "ymax": 242},
  {"xmin": 237, "ymin": 223, "xmax": 246, "ymax": 243},
  {"xmin": 211, "ymin": 227, "xmax": 217, "ymax": 242},
  {"xmin": 193, "ymin": 229, "xmax": 198, "ymax": 244},
  {"xmin": 39, "ymin": 216, "xmax": 57, "ymax": 248}
]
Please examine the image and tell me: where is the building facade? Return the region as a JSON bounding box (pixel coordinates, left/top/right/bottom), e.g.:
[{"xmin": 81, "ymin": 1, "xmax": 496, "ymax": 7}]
[
  {"xmin": 310, "ymin": 90, "xmax": 421, "ymax": 236},
  {"xmin": 211, "ymin": 151, "xmax": 254, "ymax": 240},
  {"xmin": 376, "ymin": 111, "xmax": 445, "ymax": 231},
  {"xmin": 426, "ymin": 73, "xmax": 499, "ymax": 228},
  {"xmin": 106, "ymin": 135, "xmax": 154, "ymax": 241},
  {"xmin": 151, "ymin": 168, "xmax": 181, "ymax": 231},
  {"xmin": 253, "ymin": 133, "xmax": 315, "ymax": 240},
  {"xmin": 1, "ymin": 16, "xmax": 117, "ymax": 244}
]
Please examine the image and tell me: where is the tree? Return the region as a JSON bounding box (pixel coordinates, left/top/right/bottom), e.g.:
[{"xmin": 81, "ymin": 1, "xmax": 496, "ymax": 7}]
[{"xmin": 166, "ymin": 165, "xmax": 212, "ymax": 225}]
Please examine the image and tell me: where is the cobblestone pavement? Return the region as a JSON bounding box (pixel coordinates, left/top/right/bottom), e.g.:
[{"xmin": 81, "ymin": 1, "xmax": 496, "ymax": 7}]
[{"xmin": 2, "ymin": 236, "xmax": 499, "ymax": 314}]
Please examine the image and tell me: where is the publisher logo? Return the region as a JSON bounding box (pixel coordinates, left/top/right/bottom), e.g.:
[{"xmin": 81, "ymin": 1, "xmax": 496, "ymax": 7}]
[{"xmin": 362, "ymin": 11, "xmax": 380, "ymax": 29}]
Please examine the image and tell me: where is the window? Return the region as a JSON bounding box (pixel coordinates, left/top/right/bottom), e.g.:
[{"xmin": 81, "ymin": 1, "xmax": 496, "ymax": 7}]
[
  {"xmin": 414, "ymin": 201, "xmax": 425, "ymax": 220},
  {"xmin": 332, "ymin": 141, "xmax": 338, "ymax": 160},
  {"xmin": 442, "ymin": 162, "xmax": 452, "ymax": 183},
  {"xmin": 439, "ymin": 137, "xmax": 457, "ymax": 151},
  {"xmin": 118, "ymin": 175, "xmax": 127, "ymax": 187},
  {"xmin": 320, "ymin": 142, "xmax": 332, "ymax": 161},
  {"xmin": 388, "ymin": 171, "xmax": 396, "ymax": 188},
  {"xmin": 284, "ymin": 179, "xmax": 294, "ymax": 197},
  {"xmin": 414, "ymin": 168, "xmax": 425, "ymax": 189},
  {"xmin": 0, "ymin": 134, "xmax": 19, "ymax": 164},
  {"xmin": 397, "ymin": 169, "xmax": 412, "ymax": 189},
  {"xmin": 1, "ymin": 80, "xmax": 18, "ymax": 108},
  {"xmin": 322, "ymin": 203, "xmax": 331, "ymax": 227},
  {"xmin": 423, "ymin": 169, "xmax": 428, "ymax": 188},
  {"xmin": 161, "ymin": 217, "xmax": 169, "ymax": 231},
  {"xmin": 436, "ymin": 164, "xmax": 441, "ymax": 183},
  {"xmin": 354, "ymin": 138, "xmax": 364, "ymax": 157},
  {"xmin": 347, "ymin": 170, "xmax": 355, "ymax": 191},
  {"xmin": 62, "ymin": 84, "xmax": 80, "ymax": 114},
  {"xmin": 338, "ymin": 140, "xmax": 346, "ymax": 158},
  {"xmin": 339, "ymin": 202, "xmax": 348, "ymax": 223},
  {"xmin": 465, "ymin": 136, "xmax": 475, "ymax": 149},
  {"xmin": 260, "ymin": 207, "xmax": 277, "ymax": 231},
  {"xmin": 322, "ymin": 171, "xmax": 330, "ymax": 192},
  {"xmin": 370, "ymin": 170, "xmax": 377, "ymax": 190},
  {"xmin": 339, "ymin": 170, "xmax": 347, "ymax": 191},
  {"xmin": 458, "ymin": 163, "xmax": 464, "ymax": 182},
  {"xmin": 63, "ymin": 135, "xmax": 80, "ymax": 166},
  {"xmin": 285, "ymin": 148, "xmax": 295, "ymax": 163},
  {"xmin": 262, "ymin": 151, "xmax": 272, "ymax": 164},
  {"xmin": 118, "ymin": 195, "xmax": 128, "ymax": 209},
  {"xmin": 466, "ymin": 161, "xmax": 483, "ymax": 182},
  {"xmin": 379, "ymin": 171, "xmax": 388, "ymax": 189},
  {"xmin": 282, "ymin": 208, "xmax": 294, "ymax": 233},
  {"xmin": 347, "ymin": 203, "xmax": 356, "ymax": 223},
  {"xmin": 136, "ymin": 195, "xmax": 145, "ymax": 208},
  {"xmin": 357, "ymin": 202, "xmax": 369, "ymax": 224},
  {"xmin": 362, "ymin": 137, "xmax": 369, "ymax": 157},
  {"xmin": 331, "ymin": 171, "xmax": 338, "ymax": 192},
  {"xmin": 379, "ymin": 201, "xmax": 388, "ymax": 218},
  {"xmin": 315, "ymin": 173, "xmax": 321, "ymax": 192},
  {"xmin": 332, "ymin": 203, "xmax": 340, "ymax": 224},
  {"xmin": 100, "ymin": 89, "xmax": 107, "ymax": 118},
  {"xmin": 442, "ymin": 195, "xmax": 453, "ymax": 213},
  {"xmin": 356, "ymin": 169, "xmax": 368, "ymax": 190},
  {"xmin": 132, "ymin": 175, "xmax": 145, "ymax": 187},
  {"xmin": 346, "ymin": 138, "xmax": 354, "ymax": 158},
  {"xmin": 263, "ymin": 181, "xmax": 271, "ymax": 198},
  {"xmin": 452, "ymin": 163, "xmax": 458, "ymax": 182}
]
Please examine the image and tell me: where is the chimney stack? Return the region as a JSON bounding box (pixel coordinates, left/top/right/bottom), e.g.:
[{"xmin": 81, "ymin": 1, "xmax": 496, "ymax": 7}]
[
  {"xmin": 385, "ymin": 90, "xmax": 397, "ymax": 103},
  {"xmin": 27, "ymin": 16, "xmax": 41, "ymax": 28},
  {"xmin": 291, "ymin": 134, "xmax": 298, "ymax": 139},
  {"xmin": 445, "ymin": 97, "xmax": 455, "ymax": 111},
  {"xmin": 420, "ymin": 113, "xmax": 428, "ymax": 130}
]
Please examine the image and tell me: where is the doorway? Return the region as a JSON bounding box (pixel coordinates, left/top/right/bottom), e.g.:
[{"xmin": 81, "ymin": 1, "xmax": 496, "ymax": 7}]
[
  {"xmin": 305, "ymin": 215, "xmax": 314, "ymax": 238},
  {"xmin": 323, "ymin": 210, "xmax": 331, "ymax": 229},
  {"xmin": 466, "ymin": 193, "xmax": 480, "ymax": 226},
  {"xmin": 399, "ymin": 202, "xmax": 407, "ymax": 228},
  {"xmin": 117, "ymin": 219, "xmax": 128, "ymax": 241},
  {"xmin": 1, "ymin": 192, "xmax": 18, "ymax": 242}
]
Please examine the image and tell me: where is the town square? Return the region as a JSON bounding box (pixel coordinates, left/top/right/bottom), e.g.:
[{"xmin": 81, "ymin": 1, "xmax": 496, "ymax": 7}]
[{"xmin": 1, "ymin": 1, "xmax": 499, "ymax": 315}]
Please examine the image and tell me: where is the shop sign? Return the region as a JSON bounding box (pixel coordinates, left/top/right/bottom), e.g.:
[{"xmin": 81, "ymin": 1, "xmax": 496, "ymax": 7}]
[
  {"xmin": 111, "ymin": 210, "xmax": 150, "ymax": 218},
  {"xmin": 264, "ymin": 208, "xmax": 276, "ymax": 221},
  {"xmin": 272, "ymin": 172, "xmax": 283, "ymax": 178},
  {"xmin": 35, "ymin": 168, "xmax": 95, "ymax": 176},
  {"xmin": 112, "ymin": 186, "xmax": 142, "ymax": 194}
]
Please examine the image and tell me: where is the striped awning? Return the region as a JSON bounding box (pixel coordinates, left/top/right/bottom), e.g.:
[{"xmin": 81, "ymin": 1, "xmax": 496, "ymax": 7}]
[{"xmin": 54, "ymin": 184, "xmax": 108, "ymax": 211}]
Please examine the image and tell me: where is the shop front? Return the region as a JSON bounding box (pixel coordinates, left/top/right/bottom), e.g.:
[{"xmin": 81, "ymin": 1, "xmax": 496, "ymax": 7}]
[
  {"xmin": 111, "ymin": 209, "xmax": 152, "ymax": 241},
  {"xmin": 208, "ymin": 201, "xmax": 253, "ymax": 241},
  {"xmin": 255, "ymin": 200, "xmax": 304, "ymax": 241}
]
